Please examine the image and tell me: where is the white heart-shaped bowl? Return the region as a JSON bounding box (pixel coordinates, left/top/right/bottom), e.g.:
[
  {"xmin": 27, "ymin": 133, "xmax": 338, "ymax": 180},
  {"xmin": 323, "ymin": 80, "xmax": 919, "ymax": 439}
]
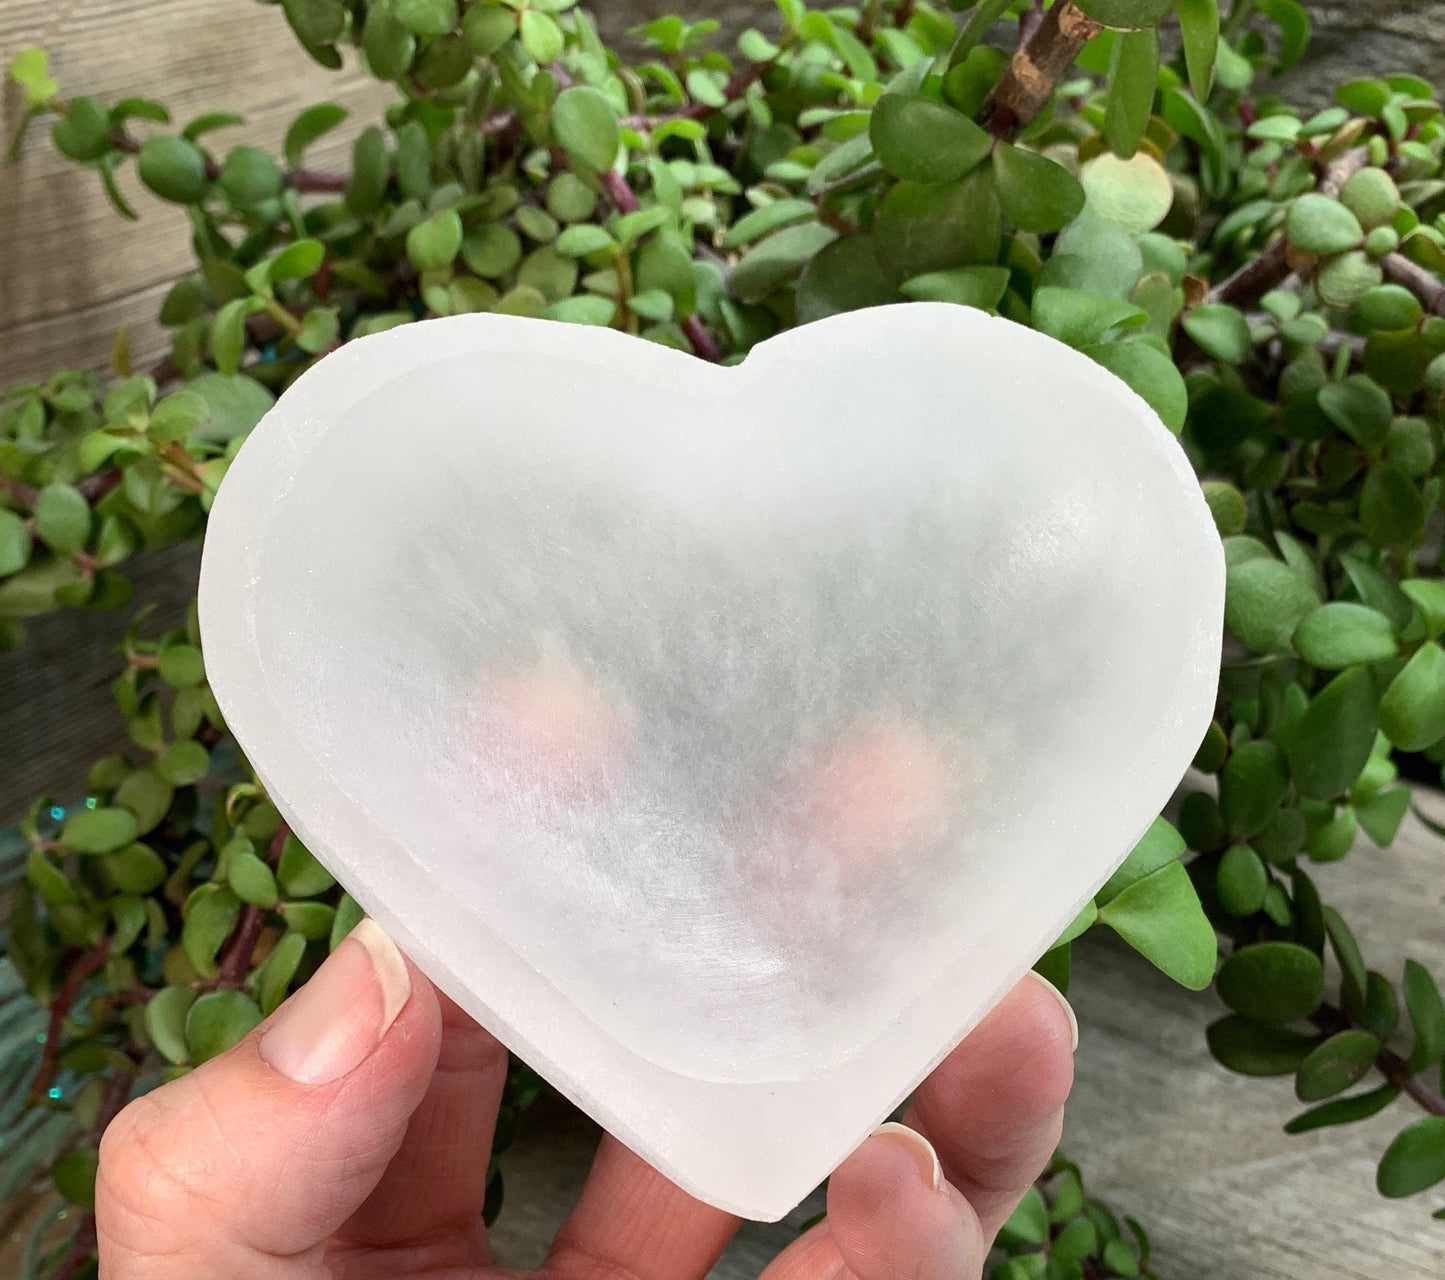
[{"xmin": 199, "ymin": 302, "xmax": 1223, "ymax": 1220}]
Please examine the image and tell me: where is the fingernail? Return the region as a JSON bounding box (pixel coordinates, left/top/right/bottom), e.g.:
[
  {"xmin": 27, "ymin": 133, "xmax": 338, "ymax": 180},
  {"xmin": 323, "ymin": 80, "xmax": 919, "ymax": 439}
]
[
  {"xmin": 873, "ymin": 1121, "xmax": 944, "ymax": 1192},
  {"xmin": 260, "ymin": 918, "xmax": 410, "ymax": 1085},
  {"xmin": 1029, "ymin": 971, "xmax": 1079, "ymax": 1052}
]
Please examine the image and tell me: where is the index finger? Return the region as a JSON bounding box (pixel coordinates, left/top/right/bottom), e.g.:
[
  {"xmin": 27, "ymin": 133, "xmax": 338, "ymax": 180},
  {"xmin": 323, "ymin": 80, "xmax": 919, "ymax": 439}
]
[{"xmin": 904, "ymin": 973, "xmax": 1076, "ymax": 1240}]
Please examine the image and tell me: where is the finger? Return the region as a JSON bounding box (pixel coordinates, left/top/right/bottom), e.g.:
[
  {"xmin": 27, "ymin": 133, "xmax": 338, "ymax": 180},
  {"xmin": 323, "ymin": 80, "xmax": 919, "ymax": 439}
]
[
  {"xmin": 547, "ymin": 1135, "xmax": 739, "ymax": 1280},
  {"xmin": 760, "ymin": 1126, "xmax": 983, "ymax": 1280},
  {"xmin": 338, "ymin": 989, "xmax": 510, "ymax": 1261},
  {"xmin": 904, "ymin": 972, "xmax": 1076, "ymax": 1239},
  {"xmin": 96, "ymin": 920, "xmax": 441, "ymax": 1278}
]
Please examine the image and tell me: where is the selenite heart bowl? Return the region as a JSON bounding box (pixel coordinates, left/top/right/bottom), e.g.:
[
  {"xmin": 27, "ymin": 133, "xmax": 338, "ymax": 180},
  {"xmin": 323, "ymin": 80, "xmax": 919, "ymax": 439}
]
[{"xmin": 198, "ymin": 301, "xmax": 1224, "ymax": 1220}]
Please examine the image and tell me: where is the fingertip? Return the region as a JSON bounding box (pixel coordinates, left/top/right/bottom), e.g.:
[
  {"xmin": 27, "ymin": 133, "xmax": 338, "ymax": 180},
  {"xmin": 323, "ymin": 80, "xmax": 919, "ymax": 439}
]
[{"xmin": 828, "ymin": 1125, "xmax": 983, "ymax": 1280}]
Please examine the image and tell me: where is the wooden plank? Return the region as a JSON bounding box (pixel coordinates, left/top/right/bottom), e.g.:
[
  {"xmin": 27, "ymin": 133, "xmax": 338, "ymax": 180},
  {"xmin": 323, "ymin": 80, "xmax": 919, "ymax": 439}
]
[{"xmin": 0, "ymin": 0, "xmax": 393, "ymax": 386}]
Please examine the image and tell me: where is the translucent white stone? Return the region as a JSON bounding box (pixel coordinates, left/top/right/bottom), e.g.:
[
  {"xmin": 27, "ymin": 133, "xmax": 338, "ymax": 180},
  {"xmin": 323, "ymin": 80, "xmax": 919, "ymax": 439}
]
[{"xmin": 199, "ymin": 303, "xmax": 1223, "ymax": 1220}]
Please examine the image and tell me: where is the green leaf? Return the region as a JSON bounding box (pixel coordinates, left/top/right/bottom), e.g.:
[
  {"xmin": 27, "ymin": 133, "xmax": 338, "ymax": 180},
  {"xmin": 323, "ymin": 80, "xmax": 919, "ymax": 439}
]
[
  {"xmin": 1380, "ymin": 641, "xmax": 1445, "ymax": 751},
  {"xmin": 211, "ymin": 297, "xmax": 260, "ymax": 377},
  {"xmin": 1286, "ymin": 194, "xmax": 1363, "ymax": 255},
  {"xmin": 115, "ymin": 770, "xmax": 173, "ymax": 835},
  {"xmin": 145, "ymin": 986, "xmax": 198, "ymax": 1065},
  {"xmin": 158, "ymin": 739, "xmax": 210, "ymax": 786},
  {"xmin": 1257, "ymin": 0, "xmax": 1310, "ymax": 72},
  {"xmin": 1217, "ymin": 843, "xmax": 1269, "ymax": 916},
  {"xmin": 1216, "ymin": 942, "xmax": 1325, "ymax": 1025},
  {"xmin": 1104, "ymin": 27, "xmax": 1159, "ymax": 159},
  {"xmin": 284, "ymin": 102, "xmax": 347, "ymax": 168},
  {"xmin": 730, "ymin": 223, "xmax": 837, "ymax": 303},
  {"xmin": 1082, "ymin": 339, "xmax": 1187, "ymax": 433},
  {"xmin": 1097, "ymin": 861, "xmax": 1216, "ymax": 990},
  {"xmin": 282, "ymin": 0, "xmax": 345, "ymax": 47},
  {"xmin": 635, "ymin": 238, "xmax": 697, "ymax": 316},
  {"xmin": 158, "ymin": 643, "xmax": 206, "ymax": 688},
  {"xmin": 27, "ymin": 848, "xmax": 77, "ymax": 905},
  {"xmin": 364, "ymin": 0, "xmax": 418, "ymax": 78},
  {"xmin": 268, "ymin": 239, "xmax": 326, "ymax": 283},
  {"xmin": 463, "ymin": 223, "xmax": 522, "ymax": 278},
  {"xmin": 992, "ymin": 145, "xmax": 1085, "ymax": 233},
  {"xmin": 1325, "ymin": 905, "xmax": 1368, "ymax": 1016},
  {"xmin": 1293, "ymin": 603, "xmax": 1397, "ymax": 669},
  {"xmin": 1031, "ymin": 287, "xmax": 1146, "ymax": 348},
  {"xmin": 723, "ymin": 199, "xmax": 823, "ymax": 249},
  {"xmin": 1220, "ymin": 740, "xmax": 1288, "ymax": 838},
  {"xmin": 10, "ymin": 45, "xmax": 57, "ymax": 108},
  {"xmin": 407, "ymin": 208, "xmax": 464, "ymax": 270},
  {"xmin": 1181, "ymin": 303, "xmax": 1251, "ymax": 363},
  {"xmin": 1176, "ymin": 0, "xmax": 1219, "ymax": 98},
  {"xmin": 872, "ymin": 168, "xmax": 1000, "ymax": 284},
  {"xmin": 254, "ymin": 930, "xmax": 307, "ymax": 1015},
  {"xmin": 463, "ymin": 4, "xmax": 517, "ymax": 55},
  {"xmin": 52, "ymin": 96, "xmax": 113, "ymax": 162},
  {"xmin": 227, "ymin": 850, "xmax": 280, "ymax": 908},
  {"xmin": 555, "ymin": 224, "xmax": 616, "ymax": 256},
  {"xmin": 396, "ymin": 0, "xmax": 457, "ymax": 37},
  {"xmin": 1225, "ymin": 557, "xmax": 1319, "ymax": 653},
  {"xmin": 331, "ymin": 892, "xmax": 366, "ymax": 950},
  {"xmin": 53, "ymin": 1149, "xmax": 98, "ymax": 1211},
  {"xmin": 1277, "ymin": 666, "xmax": 1379, "ymax": 801},
  {"xmin": 546, "ymin": 296, "xmax": 618, "ymax": 326},
  {"xmin": 150, "ymin": 388, "xmax": 210, "ymax": 445},
  {"xmin": 277, "ymin": 833, "xmax": 337, "ymax": 897},
  {"xmin": 1285, "ymin": 1082, "xmax": 1398, "ymax": 1134},
  {"xmin": 1075, "ymin": 0, "xmax": 1174, "ymax": 25},
  {"xmin": 552, "ymin": 86, "xmax": 619, "ymax": 172},
  {"xmin": 1295, "ymin": 1029, "xmax": 1381, "ymax": 1101},
  {"xmin": 868, "ymin": 94, "xmax": 991, "ymax": 185},
  {"xmin": 1402, "ymin": 580, "xmax": 1445, "ymax": 641},
  {"xmin": 189, "ymin": 373, "xmax": 274, "ymax": 444},
  {"xmin": 280, "ymin": 900, "xmax": 336, "ymax": 939},
  {"xmin": 1081, "ymin": 152, "xmax": 1175, "ymax": 236},
  {"xmin": 520, "ymin": 9, "xmax": 565, "ymax": 64},
  {"xmin": 1360, "ymin": 464, "xmax": 1425, "ymax": 547},
  {"xmin": 138, "ymin": 135, "xmax": 209, "ymax": 204},
  {"xmin": 1377, "ymin": 1117, "xmax": 1445, "ymax": 1198},
  {"xmin": 1207, "ymin": 1015, "xmax": 1318, "ymax": 1076},
  {"xmin": 899, "ymin": 265, "xmax": 1010, "ymax": 310},
  {"xmin": 183, "ymin": 887, "xmax": 241, "ymax": 977},
  {"xmin": 1318, "ymin": 375, "xmax": 1391, "ymax": 448},
  {"xmin": 0, "ymin": 510, "xmax": 31, "ymax": 576},
  {"xmin": 997, "ymin": 1185, "xmax": 1048, "ymax": 1246},
  {"xmin": 795, "ymin": 236, "xmax": 901, "ymax": 326},
  {"xmin": 1041, "ymin": 214, "xmax": 1144, "ymax": 298},
  {"xmin": 186, "ymin": 989, "xmax": 263, "ymax": 1064},
  {"xmin": 1357, "ymin": 785, "xmax": 1411, "ymax": 847},
  {"xmin": 34, "ymin": 483, "xmax": 91, "ymax": 554},
  {"xmin": 62, "ymin": 806, "xmax": 139, "ymax": 855},
  {"xmin": 297, "ymin": 307, "xmax": 340, "ymax": 354},
  {"xmin": 1098, "ymin": 817, "xmax": 1185, "ymax": 904},
  {"xmin": 1405, "ymin": 959, "xmax": 1445, "ymax": 1073}
]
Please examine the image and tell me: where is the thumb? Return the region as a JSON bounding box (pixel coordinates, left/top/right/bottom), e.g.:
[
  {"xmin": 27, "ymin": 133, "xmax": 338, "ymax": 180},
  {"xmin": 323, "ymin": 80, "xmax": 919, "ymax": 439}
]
[{"xmin": 97, "ymin": 920, "xmax": 442, "ymax": 1277}]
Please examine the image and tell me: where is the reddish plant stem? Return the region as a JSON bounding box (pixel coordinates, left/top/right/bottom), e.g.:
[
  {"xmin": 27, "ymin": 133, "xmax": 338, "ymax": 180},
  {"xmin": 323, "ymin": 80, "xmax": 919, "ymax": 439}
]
[
  {"xmin": 214, "ymin": 822, "xmax": 289, "ymax": 990},
  {"xmin": 620, "ymin": 63, "xmax": 766, "ymax": 130},
  {"xmin": 50, "ymin": 1215, "xmax": 97, "ymax": 1280},
  {"xmin": 976, "ymin": 1, "xmax": 1101, "ymax": 139},
  {"xmin": 1210, "ymin": 150, "xmax": 1370, "ymax": 307},
  {"xmin": 110, "ymin": 129, "xmax": 348, "ymax": 194},
  {"xmin": 50, "ymin": 1067, "xmax": 135, "ymax": 1280},
  {"xmin": 1377, "ymin": 1045, "xmax": 1445, "ymax": 1117},
  {"xmin": 1211, "ymin": 237, "xmax": 1290, "ymax": 306},
  {"xmin": 31, "ymin": 940, "xmax": 112, "ymax": 1101},
  {"xmin": 598, "ymin": 170, "xmax": 721, "ymax": 363},
  {"xmin": 680, "ymin": 315, "xmax": 722, "ymax": 362},
  {"xmin": 598, "ymin": 168, "xmax": 639, "ymax": 214}
]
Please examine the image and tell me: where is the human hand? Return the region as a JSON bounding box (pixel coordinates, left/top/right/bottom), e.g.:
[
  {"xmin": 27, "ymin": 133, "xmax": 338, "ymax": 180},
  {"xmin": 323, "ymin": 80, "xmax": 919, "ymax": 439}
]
[{"xmin": 96, "ymin": 919, "xmax": 1075, "ymax": 1280}]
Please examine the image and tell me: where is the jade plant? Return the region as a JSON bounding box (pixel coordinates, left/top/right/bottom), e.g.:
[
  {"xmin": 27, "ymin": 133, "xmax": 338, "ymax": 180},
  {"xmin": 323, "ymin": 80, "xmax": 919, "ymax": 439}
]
[{"xmin": 3, "ymin": 0, "xmax": 1445, "ymax": 1275}]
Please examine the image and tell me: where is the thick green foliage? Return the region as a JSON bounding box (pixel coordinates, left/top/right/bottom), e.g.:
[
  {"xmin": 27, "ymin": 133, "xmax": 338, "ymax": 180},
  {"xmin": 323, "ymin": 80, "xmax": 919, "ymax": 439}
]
[{"xmin": 4, "ymin": 0, "xmax": 1445, "ymax": 1273}]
